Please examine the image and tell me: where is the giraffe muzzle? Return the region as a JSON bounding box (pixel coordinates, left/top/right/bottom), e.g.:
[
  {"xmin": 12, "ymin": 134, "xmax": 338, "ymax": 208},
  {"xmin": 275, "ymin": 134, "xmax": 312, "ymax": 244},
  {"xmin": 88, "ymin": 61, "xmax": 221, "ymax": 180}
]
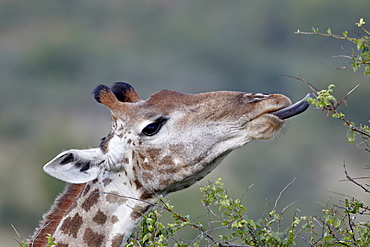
[{"xmin": 271, "ymin": 93, "xmax": 311, "ymax": 119}]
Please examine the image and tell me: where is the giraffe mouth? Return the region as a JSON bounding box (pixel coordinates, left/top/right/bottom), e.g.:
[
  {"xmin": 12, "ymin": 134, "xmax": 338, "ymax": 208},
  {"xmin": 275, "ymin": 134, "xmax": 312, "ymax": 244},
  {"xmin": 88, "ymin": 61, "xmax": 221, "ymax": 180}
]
[{"xmin": 270, "ymin": 93, "xmax": 311, "ymax": 119}]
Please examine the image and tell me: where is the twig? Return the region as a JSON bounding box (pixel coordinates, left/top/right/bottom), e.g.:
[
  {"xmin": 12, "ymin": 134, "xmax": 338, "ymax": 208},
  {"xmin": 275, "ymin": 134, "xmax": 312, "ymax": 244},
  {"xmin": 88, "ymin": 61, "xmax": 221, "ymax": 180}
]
[
  {"xmin": 280, "ymin": 74, "xmax": 319, "ymax": 96},
  {"xmin": 343, "ymin": 162, "xmax": 370, "ymax": 193},
  {"xmin": 281, "ymin": 200, "xmax": 302, "ymax": 214},
  {"xmin": 273, "ymin": 177, "xmax": 296, "ymax": 211},
  {"xmin": 335, "ymin": 84, "xmax": 360, "ymax": 109},
  {"xmin": 339, "ymin": 176, "xmax": 370, "ymax": 182}
]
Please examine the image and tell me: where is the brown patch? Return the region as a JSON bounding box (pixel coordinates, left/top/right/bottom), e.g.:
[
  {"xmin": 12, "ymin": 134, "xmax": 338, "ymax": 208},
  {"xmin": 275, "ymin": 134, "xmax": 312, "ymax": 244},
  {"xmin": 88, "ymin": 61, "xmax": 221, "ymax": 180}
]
[
  {"xmin": 81, "ymin": 189, "xmax": 100, "ymax": 212},
  {"xmin": 159, "ymin": 178, "xmax": 172, "ymax": 187},
  {"xmin": 102, "ymin": 178, "xmax": 113, "ymax": 187},
  {"xmin": 111, "ymin": 234, "xmax": 124, "ymax": 247},
  {"xmin": 130, "ymin": 204, "xmax": 152, "ymax": 220},
  {"xmin": 169, "ymin": 143, "xmax": 185, "ymax": 153},
  {"xmin": 127, "ymin": 139, "xmax": 132, "ymax": 144},
  {"xmin": 134, "ymin": 179, "xmax": 143, "ymax": 189},
  {"xmin": 159, "ymin": 155, "xmax": 174, "ymax": 166},
  {"xmin": 140, "ymin": 190, "xmax": 155, "ymax": 200},
  {"xmin": 83, "ymin": 184, "xmax": 91, "ymax": 196},
  {"xmin": 159, "ymin": 166, "xmax": 180, "ymax": 175},
  {"xmin": 60, "ymin": 213, "xmax": 83, "ymax": 238},
  {"xmin": 146, "ymin": 148, "xmax": 160, "ymax": 160},
  {"xmin": 124, "ymin": 157, "xmax": 129, "ymax": 164},
  {"xmin": 93, "ymin": 210, "xmax": 108, "ymax": 225},
  {"xmin": 141, "ymin": 162, "xmax": 153, "ymax": 170},
  {"xmin": 138, "ymin": 152, "xmax": 145, "ymax": 161},
  {"xmin": 30, "ymin": 183, "xmax": 85, "ymax": 247},
  {"xmin": 141, "ymin": 172, "xmax": 153, "ymax": 181},
  {"xmin": 57, "ymin": 243, "xmax": 69, "ymax": 247},
  {"xmin": 106, "ymin": 190, "xmax": 127, "ymax": 205},
  {"xmin": 111, "ymin": 215, "xmax": 119, "ymax": 224},
  {"xmin": 92, "ymin": 178, "xmax": 99, "ymax": 184},
  {"xmin": 83, "ymin": 228, "xmax": 105, "ymax": 247}
]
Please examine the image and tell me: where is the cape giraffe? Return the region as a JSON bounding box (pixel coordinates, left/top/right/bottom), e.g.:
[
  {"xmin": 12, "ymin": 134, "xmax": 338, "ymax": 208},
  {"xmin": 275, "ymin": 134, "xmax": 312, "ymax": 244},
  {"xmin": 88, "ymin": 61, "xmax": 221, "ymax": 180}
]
[{"xmin": 29, "ymin": 82, "xmax": 309, "ymax": 247}]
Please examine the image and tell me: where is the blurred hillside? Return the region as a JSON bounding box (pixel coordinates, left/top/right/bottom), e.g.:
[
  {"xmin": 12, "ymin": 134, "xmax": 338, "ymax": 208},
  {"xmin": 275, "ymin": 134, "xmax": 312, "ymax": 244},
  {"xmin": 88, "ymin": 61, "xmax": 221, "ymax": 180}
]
[{"xmin": 1, "ymin": 0, "xmax": 370, "ymax": 245}]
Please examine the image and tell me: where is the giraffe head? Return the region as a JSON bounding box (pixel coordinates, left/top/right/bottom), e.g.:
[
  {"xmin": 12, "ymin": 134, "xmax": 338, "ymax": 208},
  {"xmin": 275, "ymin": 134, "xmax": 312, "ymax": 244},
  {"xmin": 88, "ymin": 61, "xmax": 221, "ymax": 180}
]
[{"xmin": 44, "ymin": 82, "xmax": 309, "ymax": 195}]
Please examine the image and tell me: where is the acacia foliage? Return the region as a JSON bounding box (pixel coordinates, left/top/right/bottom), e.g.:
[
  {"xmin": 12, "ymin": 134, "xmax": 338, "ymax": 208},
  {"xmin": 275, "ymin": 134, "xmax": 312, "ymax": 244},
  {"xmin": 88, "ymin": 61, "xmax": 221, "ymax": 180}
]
[{"xmin": 128, "ymin": 178, "xmax": 370, "ymax": 246}]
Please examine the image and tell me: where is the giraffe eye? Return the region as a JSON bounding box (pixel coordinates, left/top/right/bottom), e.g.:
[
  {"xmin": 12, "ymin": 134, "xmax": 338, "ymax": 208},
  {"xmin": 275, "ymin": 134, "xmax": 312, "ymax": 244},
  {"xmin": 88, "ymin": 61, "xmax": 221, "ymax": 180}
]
[{"xmin": 142, "ymin": 117, "xmax": 168, "ymax": 136}]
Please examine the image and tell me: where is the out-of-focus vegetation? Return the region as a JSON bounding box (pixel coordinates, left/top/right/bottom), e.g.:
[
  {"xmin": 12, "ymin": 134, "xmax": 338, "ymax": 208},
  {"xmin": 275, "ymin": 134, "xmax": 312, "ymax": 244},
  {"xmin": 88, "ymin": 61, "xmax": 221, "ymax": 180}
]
[{"xmin": 1, "ymin": 0, "xmax": 370, "ymax": 245}]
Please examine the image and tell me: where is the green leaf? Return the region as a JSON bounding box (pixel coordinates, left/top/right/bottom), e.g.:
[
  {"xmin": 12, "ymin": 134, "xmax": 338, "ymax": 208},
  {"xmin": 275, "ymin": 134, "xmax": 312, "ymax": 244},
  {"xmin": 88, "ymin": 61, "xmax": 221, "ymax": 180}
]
[
  {"xmin": 332, "ymin": 113, "xmax": 345, "ymax": 119},
  {"xmin": 327, "ymin": 27, "xmax": 332, "ymax": 35},
  {"xmin": 356, "ymin": 40, "xmax": 364, "ymax": 51},
  {"xmin": 346, "ymin": 129, "xmax": 356, "ymax": 143}
]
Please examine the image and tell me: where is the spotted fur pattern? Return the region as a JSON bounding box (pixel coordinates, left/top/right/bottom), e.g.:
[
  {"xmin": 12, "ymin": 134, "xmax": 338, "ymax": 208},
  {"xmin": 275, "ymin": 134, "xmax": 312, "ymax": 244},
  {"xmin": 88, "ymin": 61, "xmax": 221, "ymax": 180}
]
[{"xmin": 30, "ymin": 82, "xmax": 293, "ymax": 247}]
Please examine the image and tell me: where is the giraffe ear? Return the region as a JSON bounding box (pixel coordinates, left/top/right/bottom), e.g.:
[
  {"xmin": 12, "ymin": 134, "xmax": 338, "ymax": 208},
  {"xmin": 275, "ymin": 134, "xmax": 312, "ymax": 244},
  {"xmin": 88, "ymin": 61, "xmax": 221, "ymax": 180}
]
[{"xmin": 43, "ymin": 148, "xmax": 105, "ymax": 184}]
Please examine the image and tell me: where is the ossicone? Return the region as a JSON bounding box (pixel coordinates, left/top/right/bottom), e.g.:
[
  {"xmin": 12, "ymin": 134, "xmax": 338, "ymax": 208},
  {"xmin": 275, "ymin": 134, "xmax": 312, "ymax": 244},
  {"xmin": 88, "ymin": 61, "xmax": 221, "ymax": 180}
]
[
  {"xmin": 111, "ymin": 82, "xmax": 141, "ymax": 103},
  {"xmin": 93, "ymin": 84, "xmax": 121, "ymax": 109},
  {"xmin": 93, "ymin": 82, "xmax": 142, "ymax": 110}
]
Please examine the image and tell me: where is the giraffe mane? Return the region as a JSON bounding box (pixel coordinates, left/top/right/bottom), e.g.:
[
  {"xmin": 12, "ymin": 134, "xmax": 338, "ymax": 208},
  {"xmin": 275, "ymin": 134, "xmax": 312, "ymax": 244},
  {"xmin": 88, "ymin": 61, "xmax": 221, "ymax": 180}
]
[{"xmin": 29, "ymin": 183, "xmax": 86, "ymax": 247}]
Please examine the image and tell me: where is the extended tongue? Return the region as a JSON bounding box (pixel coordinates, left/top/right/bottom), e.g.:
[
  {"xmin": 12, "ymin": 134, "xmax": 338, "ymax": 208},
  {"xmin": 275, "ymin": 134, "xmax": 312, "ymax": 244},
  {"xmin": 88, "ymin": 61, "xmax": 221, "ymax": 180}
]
[{"xmin": 271, "ymin": 93, "xmax": 311, "ymax": 119}]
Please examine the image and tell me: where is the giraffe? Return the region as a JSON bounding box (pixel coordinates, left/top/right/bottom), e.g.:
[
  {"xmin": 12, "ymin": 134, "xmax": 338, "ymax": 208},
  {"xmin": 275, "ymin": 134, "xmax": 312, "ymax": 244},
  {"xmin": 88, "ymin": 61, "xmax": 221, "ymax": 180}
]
[{"xmin": 29, "ymin": 82, "xmax": 309, "ymax": 247}]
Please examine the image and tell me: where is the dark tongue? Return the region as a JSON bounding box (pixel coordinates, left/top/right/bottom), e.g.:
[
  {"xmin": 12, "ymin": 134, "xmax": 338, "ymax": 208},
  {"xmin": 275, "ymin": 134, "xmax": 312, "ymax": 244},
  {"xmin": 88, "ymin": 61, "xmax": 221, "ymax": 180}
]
[{"xmin": 271, "ymin": 93, "xmax": 311, "ymax": 119}]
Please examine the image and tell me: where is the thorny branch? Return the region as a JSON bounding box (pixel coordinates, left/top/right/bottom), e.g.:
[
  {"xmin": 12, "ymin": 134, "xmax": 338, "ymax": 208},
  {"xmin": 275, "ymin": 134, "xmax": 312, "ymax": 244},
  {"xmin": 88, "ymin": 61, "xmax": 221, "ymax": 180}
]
[{"xmin": 282, "ymin": 75, "xmax": 370, "ymax": 143}]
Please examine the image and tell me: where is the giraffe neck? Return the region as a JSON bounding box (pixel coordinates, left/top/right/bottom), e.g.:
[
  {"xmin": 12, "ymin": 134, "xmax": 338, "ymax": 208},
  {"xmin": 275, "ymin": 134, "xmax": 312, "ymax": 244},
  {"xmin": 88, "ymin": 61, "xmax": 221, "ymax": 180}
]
[
  {"xmin": 30, "ymin": 183, "xmax": 85, "ymax": 247},
  {"xmin": 30, "ymin": 170, "xmax": 158, "ymax": 247}
]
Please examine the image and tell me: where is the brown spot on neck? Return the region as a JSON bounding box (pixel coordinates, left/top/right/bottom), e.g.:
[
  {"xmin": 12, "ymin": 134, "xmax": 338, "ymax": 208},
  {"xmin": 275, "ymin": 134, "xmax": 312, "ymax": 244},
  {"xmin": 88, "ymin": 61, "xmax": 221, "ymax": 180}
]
[
  {"xmin": 106, "ymin": 190, "xmax": 127, "ymax": 205},
  {"xmin": 102, "ymin": 178, "xmax": 113, "ymax": 187},
  {"xmin": 81, "ymin": 189, "xmax": 100, "ymax": 211},
  {"xmin": 83, "ymin": 228, "xmax": 105, "ymax": 246},
  {"xmin": 29, "ymin": 183, "xmax": 85, "ymax": 247},
  {"xmin": 111, "ymin": 215, "xmax": 119, "ymax": 224},
  {"xmin": 82, "ymin": 184, "xmax": 91, "ymax": 196},
  {"xmin": 60, "ymin": 213, "xmax": 83, "ymax": 238},
  {"xmin": 92, "ymin": 210, "xmax": 108, "ymax": 225},
  {"xmin": 111, "ymin": 234, "xmax": 125, "ymax": 247}
]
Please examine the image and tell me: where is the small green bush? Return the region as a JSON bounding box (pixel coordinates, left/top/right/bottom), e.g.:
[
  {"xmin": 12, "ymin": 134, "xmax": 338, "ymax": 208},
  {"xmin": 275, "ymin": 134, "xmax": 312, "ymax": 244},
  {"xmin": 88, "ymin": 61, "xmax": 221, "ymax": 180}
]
[{"xmin": 128, "ymin": 178, "xmax": 370, "ymax": 246}]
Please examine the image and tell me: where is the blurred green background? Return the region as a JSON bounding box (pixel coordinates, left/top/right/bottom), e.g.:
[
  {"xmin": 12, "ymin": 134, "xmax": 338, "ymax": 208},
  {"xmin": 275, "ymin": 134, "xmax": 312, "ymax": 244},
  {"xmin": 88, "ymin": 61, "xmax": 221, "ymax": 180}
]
[{"xmin": 1, "ymin": 0, "xmax": 370, "ymax": 245}]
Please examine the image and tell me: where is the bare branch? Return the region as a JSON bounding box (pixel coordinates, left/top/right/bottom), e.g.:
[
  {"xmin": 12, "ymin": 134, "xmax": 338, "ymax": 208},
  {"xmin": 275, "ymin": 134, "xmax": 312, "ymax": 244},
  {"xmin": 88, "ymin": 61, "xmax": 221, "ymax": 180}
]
[
  {"xmin": 273, "ymin": 177, "xmax": 296, "ymax": 211},
  {"xmin": 335, "ymin": 84, "xmax": 360, "ymax": 108},
  {"xmin": 343, "ymin": 162, "xmax": 370, "ymax": 193},
  {"xmin": 280, "ymin": 74, "xmax": 319, "ymax": 95}
]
